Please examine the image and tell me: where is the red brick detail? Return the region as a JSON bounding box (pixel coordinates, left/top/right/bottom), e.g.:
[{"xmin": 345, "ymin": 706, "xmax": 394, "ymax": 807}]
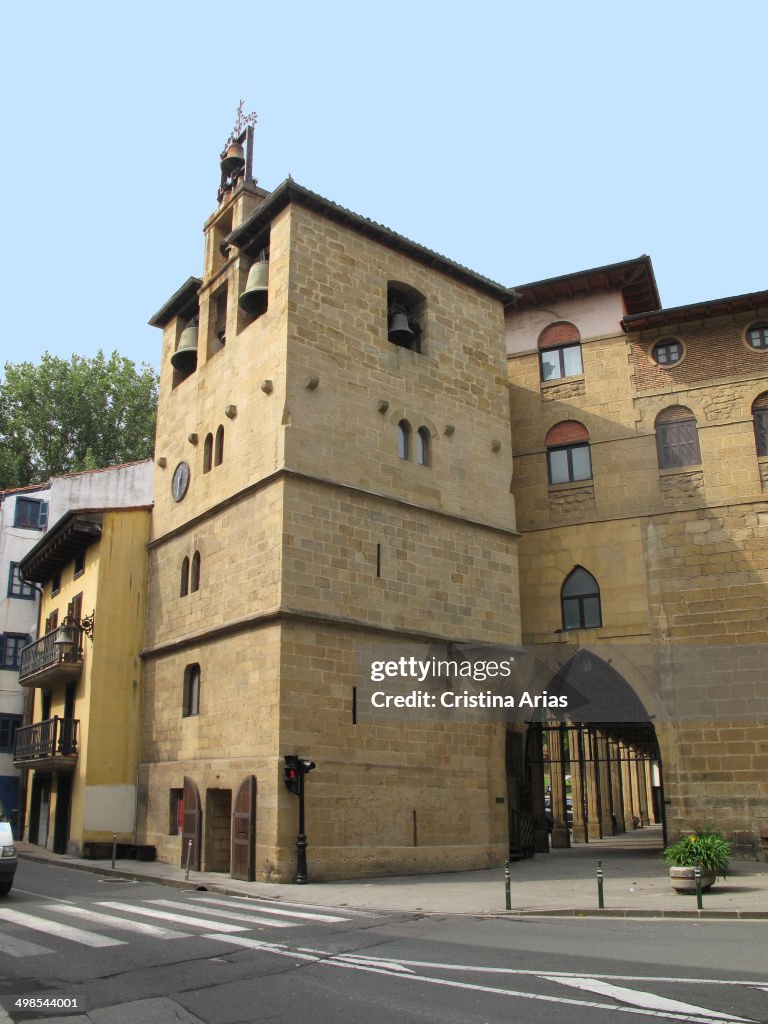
[
  {"xmin": 629, "ymin": 324, "xmax": 768, "ymax": 391},
  {"xmin": 656, "ymin": 405, "xmax": 696, "ymax": 424},
  {"xmin": 538, "ymin": 322, "xmax": 580, "ymax": 351},
  {"xmin": 546, "ymin": 420, "xmax": 589, "ymax": 445}
]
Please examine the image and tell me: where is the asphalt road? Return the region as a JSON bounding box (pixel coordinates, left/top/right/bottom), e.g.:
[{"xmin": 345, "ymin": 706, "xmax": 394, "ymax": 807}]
[{"xmin": 0, "ymin": 859, "xmax": 766, "ymax": 1024}]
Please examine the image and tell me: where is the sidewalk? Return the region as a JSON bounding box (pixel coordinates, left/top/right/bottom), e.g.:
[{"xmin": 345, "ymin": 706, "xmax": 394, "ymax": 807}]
[{"xmin": 16, "ymin": 827, "xmax": 768, "ymax": 919}]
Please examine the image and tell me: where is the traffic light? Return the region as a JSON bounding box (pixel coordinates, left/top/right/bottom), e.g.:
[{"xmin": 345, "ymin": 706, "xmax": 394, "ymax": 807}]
[
  {"xmin": 284, "ymin": 755, "xmax": 301, "ymax": 794},
  {"xmin": 283, "ymin": 754, "xmax": 316, "ymax": 794}
]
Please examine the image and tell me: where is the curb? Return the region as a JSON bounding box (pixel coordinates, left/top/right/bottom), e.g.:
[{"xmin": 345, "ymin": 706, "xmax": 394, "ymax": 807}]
[{"xmin": 18, "ymin": 851, "xmax": 768, "ymax": 921}]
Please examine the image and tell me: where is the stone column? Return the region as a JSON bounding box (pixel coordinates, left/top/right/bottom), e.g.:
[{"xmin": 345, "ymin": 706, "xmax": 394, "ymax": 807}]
[
  {"xmin": 584, "ymin": 729, "xmax": 603, "ymax": 839},
  {"xmin": 549, "ymin": 725, "xmax": 570, "ymax": 849},
  {"xmin": 595, "ymin": 730, "xmax": 614, "ymax": 837},
  {"xmin": 609, "ymin": 739, "xmax": 626, "ymax": 834},
  {"xmin": 633, "ymin": 752, "xmax": 650, "ymax": 827},
  {"xmin": 527, "ymin": 725, "xmax": 549, "ymax": 854},
  {"xmin": 619, "ymin": 741, "xmax": 636, "ymax": 830},
  {"xmin": 569, "ymin": 726, "xmax": 588, "ymax": 843}
]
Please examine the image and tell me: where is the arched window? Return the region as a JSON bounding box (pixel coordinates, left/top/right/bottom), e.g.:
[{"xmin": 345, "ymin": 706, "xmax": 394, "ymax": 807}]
[
  {"xmin": 753, "ymin": 393, "xmax": 768, "ymax": 457},
  {"xmin": 545, "ymin": 422, "xmax": 591, "ymax": 484},
  {"xmin": 183, "ymin": 664, "xmax": 200, "ymax": 717},
  {"xmin": 655, "ymin": 406, "xmax": 701, "ymax": 469},
  {"xmin": 561, "ymin": 567, "xmax": 602, "ymax": 630},
  {"xmin": 190, "ymin": 551, "xmax": 201, "ymax": 592},
  {"xmin": 416, "ymin": 427, "xmax": 431, "ymax": 466},
  {"xmin": 397, "ymin": 420, "xmax": 411, "ymax": 460},
  {"xmin": 538, "ymin": 322, "xmax": 582, "ymax": 382},
  {"xmin": 214, "ymin": 425, "xmax": 224, "ymax": 466},
  {"xmin": 180, "ymin": 557, "xmax": 189, "ymax": 597},
  {"xmin": 203, "ymin": 433, "xmax": 213, "ymax": 474}
]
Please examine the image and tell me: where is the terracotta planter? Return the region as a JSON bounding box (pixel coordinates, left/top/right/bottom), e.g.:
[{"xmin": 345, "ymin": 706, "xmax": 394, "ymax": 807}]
[{"xmin": 668, "ymin": 866, "xmax": 716, "ymax": 893}]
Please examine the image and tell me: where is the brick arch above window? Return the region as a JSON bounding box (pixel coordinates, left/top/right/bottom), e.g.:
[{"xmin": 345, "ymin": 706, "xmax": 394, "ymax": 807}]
[
  {"xmin": 655, "ymin": 405, "xmax": 696, "ymax": 425},
  {"xmin": 538, "ymin": 321, "xmax": 580, "ymax": 349},
  {"xmin": 545, "ymin": 421, "xmax": 589, "ymax": 446}
]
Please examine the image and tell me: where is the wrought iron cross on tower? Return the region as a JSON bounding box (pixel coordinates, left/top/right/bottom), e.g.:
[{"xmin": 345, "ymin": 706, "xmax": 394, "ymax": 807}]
[{"xmin": 218, "ymin": 101, "xmax": 257, "ymax": 200}]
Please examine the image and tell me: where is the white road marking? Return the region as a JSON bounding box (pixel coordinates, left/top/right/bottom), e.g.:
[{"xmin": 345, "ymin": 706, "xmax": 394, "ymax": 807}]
[
  {"xmin": 0, "ymin": 908, "xmax": 125, "ymax": 948},
  {"xmin": 12, "ymin": 888, "xmax": 74, "ymax": 903},
  {"xmin": 147, "ymin": 899, "xmax": 294, "ymax": 929},
  {"xmin": 188, "ymin": 896, "xmax": 346, "ymax": 923},
  {"xmin": 542, "ymin": 975, "xmax": 752, "ymax": 1021},
  {"xmin": 319, "ymin": 952, "xmax": 766, "ymax": 990},
  {"xmin": 333, "ymin": 954, "xmax": 415, "ymax": 974},
  {"xmin": 95, "ymin": 902, "xmax": 248, "ymax": 933},
  {"xmin": 204, "ymin": 935, "xmax": 753, "ymax": 1023},
  {"xmin": 48, "ymin": 904, "xmax": 190, "ymax": 939},
  {"xmin": 0, "ymin": 932, "xmax": 53, "ymax": 957}
]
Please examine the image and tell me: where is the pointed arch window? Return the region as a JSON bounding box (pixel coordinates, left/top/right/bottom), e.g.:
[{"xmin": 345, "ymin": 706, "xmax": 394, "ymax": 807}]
[
  {"xmin": 214, "ymin": 425, "xmax": 224, "ymax": 466},
  {"xmin": 562, "ymin": 567, "xmax": 602, "ymax": 630},
  {"xmin": 416, "ymin": 427, "xmax": 431, "ymax": 467},
  {"xmin": 655, "ymin": 406, "xmax": 701, "ymax": 469},
  {"xmin": 180, "ymin": 557, "xmax": 190, "ymax": 598},
  {"xmin": 397, "ymin": 420, "xmax": 411, "ymax": 460},
  {"xmin": 753, "ymin": 393, "xmax": 768, "ymax": 457},
  {"xmin": 538, "ymin": 322, "xmax": 582, "ymax": 382},
  {"xmin": 545, "ymin": 421, "xmax": 591, "ymax": 484},
  {"xmin": 203, "ymin": 433, "xmax": 213, "ymax": 474},
  {"xmin": 190, "ymin": 551, "xmax": 201, "ymax": 593}
]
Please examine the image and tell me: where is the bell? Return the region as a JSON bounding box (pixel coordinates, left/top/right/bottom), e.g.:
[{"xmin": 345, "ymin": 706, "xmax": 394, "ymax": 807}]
[
  {"xmin": 171, "ymin": 324, "xmax": 198, "ymax": 373},
  {"xmin": 239, "ymin": 261, "xmax": 269, "ymax": 316},
  {"xmin": 221, "ymin": 142, "xmax": 245, "ymax": 177},
  {"xmin": 388, "ymin": 311, "xmax": 415, "ymax": 347}
]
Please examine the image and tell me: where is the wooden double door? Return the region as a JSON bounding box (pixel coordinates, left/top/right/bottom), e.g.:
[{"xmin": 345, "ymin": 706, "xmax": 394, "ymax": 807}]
[{"xmin": 180, "ymin": 775, "xmax": 257, "ymax": 881}]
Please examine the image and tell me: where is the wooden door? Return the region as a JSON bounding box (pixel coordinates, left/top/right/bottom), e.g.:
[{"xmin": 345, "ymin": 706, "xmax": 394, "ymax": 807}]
[
  {"xmin": 181, "ymin": 776, "xmax": 202, "ymax": 870},
  {"xmin": 231, "ymin": 775, "xmax": 256, "ymax": 881}
]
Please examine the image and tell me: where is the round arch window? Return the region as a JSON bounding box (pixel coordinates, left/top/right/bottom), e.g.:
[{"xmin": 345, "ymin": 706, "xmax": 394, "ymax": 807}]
[{"xmin": 651, "ymin": 338, "xmax": 684, "ymax": 366}]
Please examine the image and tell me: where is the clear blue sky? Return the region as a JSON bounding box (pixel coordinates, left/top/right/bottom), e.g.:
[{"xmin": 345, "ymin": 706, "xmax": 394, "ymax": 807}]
[{"xmin": 1, "ymin": 1, "xmax": 765, "ymax": 373}]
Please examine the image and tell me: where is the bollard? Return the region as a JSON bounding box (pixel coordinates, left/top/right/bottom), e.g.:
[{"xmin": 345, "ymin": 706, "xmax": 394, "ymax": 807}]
[
  {"xmin": 694, "ymin": 865, "xmax": 703, "ymax": 910},
  {"xmin": 504, "ymin": 860, "xmax": 511, "ymax": 911},
  {"xmin": 184, "ymin": 838, "xmax": 193, "ymax": 881},
  {"xmin": 111, "ymin": 832, "xmax": 117, "ymax": 870},
  {"xmin": 597, "ymin": 859, "xmax": 605, "ymax": 909}
]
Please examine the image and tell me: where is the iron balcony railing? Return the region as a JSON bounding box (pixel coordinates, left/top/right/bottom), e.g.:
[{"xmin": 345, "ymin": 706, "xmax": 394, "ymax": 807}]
[
  {"xmin": 13, "ymin": 716, "xmax": 79, "ymax": 764},
  {"xmin": 18, "ymin": 625, "xmax": 83, "ymax": 682}
]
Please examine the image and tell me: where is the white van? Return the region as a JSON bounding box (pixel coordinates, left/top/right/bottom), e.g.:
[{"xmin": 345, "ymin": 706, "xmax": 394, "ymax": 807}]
[{"xmin": 0, "ymin": 821, "xmax": 17, "ymax": 895}]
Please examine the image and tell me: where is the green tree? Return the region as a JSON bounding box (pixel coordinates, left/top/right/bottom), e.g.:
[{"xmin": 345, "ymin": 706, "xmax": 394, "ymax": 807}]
[{"xmin": 0, "ymin": 351, "xmax": 158, "ymax": 488}]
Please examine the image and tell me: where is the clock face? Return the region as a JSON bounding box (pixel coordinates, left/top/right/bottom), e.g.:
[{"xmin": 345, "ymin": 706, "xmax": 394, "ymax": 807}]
[{"xmin": 171, "ymin": 461, "xmax": 190, "ymax": 502}]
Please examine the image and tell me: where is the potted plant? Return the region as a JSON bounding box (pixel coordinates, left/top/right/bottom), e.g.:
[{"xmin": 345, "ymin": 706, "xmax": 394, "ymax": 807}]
[{"xmin": 662, "ymin": 830, "xmax": 731, "ymax": 893}]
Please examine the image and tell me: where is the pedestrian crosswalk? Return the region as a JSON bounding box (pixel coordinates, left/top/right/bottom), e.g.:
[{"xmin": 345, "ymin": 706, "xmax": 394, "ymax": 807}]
[{"xmin": 0, "ymin": 894, "xmax": 363, "ymax": 959}]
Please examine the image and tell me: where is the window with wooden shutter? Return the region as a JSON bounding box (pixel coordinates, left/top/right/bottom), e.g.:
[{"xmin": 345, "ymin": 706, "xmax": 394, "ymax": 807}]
[
  {"xmin": 655, "ymin": 407, "xmax": 701, "ymax": 469},
  {"xmin": 753, "ymin": 394, "xmax": 768, "ymax": 456}
]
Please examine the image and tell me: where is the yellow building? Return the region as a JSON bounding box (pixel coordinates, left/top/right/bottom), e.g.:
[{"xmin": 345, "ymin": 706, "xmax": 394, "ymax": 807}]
[
  {"xmin": 506, "ymin": 261, "xmax": 768, "ymax": 858},
  {"xmin": 138, "ymin": 132, "xmax": 522, "ymax": 881},
  {"xmin": 15, "ymin": 507, "xmax": 150, "ymax": 855}
]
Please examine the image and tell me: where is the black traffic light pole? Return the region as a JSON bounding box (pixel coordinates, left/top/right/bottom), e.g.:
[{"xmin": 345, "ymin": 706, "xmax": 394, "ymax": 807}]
[{"xmin": 284, "ymin": 754, "xmax": 316, "ymax": 884}]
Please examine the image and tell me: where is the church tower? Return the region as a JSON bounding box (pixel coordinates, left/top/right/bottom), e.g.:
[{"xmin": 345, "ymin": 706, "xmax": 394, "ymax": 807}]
[{"xmin": 139, "ymin": 110, "xmax": 522, "ymax": 881}]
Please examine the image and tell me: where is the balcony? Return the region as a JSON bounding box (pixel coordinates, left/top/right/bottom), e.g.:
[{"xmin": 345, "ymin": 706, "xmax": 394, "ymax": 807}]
[
  {"xmin": 13, "ymin": 716, "xmax": 79, "ymax": 771},
  {"xmin": 18, "ymin": 626, "xmax": 84, "ymax": 688}
]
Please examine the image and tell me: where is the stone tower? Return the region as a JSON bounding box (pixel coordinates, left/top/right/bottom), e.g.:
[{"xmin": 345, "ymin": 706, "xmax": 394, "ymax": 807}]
[{"xmin": 138, "ymin": 120, "xmax": 522, "ymax": 881}]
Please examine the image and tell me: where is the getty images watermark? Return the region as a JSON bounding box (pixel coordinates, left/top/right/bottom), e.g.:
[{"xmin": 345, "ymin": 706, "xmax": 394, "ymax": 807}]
[{"xmin": 366, "ymin": 653, "xmax": 568, "ymax": 713}]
